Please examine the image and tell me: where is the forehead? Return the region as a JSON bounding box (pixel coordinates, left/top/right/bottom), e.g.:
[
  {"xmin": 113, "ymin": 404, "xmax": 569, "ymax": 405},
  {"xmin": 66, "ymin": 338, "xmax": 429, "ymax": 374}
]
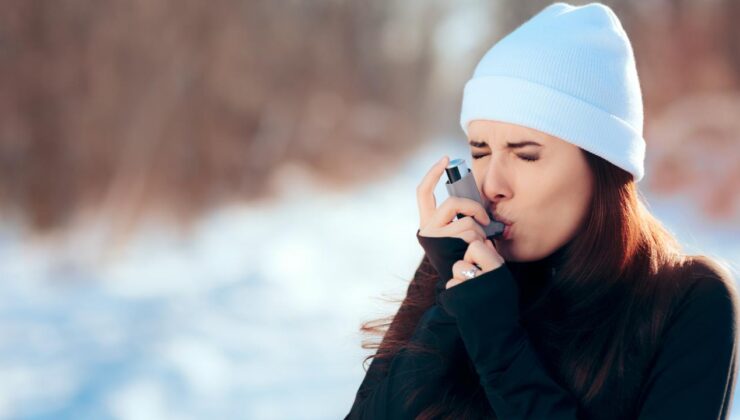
[{"xmin": 468, "ymin": 120, "xmax": 557, "ymax": 144}]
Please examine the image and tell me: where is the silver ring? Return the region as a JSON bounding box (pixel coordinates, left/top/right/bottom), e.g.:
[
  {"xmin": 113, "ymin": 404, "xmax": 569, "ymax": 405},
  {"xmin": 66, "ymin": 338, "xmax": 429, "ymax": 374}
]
[{"xmin": 461, "ymin": 266, "xmax": 480, "ymax": 279}]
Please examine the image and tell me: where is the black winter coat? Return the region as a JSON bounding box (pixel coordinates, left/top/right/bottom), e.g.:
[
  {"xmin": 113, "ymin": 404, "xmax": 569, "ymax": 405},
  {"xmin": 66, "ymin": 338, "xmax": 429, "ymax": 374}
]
[{"xmin": 345, "ymin": 232, "xmax": 738, "ymax": 419}]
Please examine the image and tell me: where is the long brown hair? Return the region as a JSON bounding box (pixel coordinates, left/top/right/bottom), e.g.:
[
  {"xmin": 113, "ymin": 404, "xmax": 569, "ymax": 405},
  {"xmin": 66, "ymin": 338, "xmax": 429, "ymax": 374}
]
[{"xmin": 357, "ymin": 149, "xmax": 737, "ymax": 419}]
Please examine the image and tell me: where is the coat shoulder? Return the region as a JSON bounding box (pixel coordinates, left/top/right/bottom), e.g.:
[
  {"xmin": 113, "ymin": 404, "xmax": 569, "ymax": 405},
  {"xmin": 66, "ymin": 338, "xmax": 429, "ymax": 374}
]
[
  {"xmin": 683, "ymin": 255, "xmax": 737, "ymax": 297},
  {"xmin": 674, "ymin": 255, "xmax": 738, "ymax": 328}
]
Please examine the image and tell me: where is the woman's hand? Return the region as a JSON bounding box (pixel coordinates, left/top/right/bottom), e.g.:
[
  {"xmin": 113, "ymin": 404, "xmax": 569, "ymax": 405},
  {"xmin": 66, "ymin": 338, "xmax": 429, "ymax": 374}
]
[
  {"xmin": 417, "ymin": 156, "xmax": 491, "ymax": 244},
  {"xmin": 447, "ymin": 239, "xmax": 505, "ymax": 289},
  {"xmin": 416, "ymin": 156, "xmax": 498, "ymax": 301}
]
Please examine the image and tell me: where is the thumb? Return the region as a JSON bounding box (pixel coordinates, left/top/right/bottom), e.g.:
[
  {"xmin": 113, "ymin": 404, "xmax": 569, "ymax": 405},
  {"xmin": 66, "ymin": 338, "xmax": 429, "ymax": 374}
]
[{"xmin": 486, "ymin": 239, "xmax": 501, "ymax": 253}]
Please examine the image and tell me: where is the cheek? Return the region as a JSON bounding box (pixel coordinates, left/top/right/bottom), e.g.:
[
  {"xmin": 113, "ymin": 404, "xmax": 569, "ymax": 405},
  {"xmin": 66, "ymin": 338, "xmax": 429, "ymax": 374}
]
[
  {"xmin": 539, "ymin": 173, "xmax": 591, "ymax": 242},
  {"xmin": 517, "ymin": 167, "xmax": 592, "ymax": 256}
]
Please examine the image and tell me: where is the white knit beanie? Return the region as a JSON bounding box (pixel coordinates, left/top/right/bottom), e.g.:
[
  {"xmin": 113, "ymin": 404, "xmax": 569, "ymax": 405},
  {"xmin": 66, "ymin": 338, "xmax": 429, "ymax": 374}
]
[{"xmin": 460, "ymin": 2, "xmax": 646, "ymax": 182}]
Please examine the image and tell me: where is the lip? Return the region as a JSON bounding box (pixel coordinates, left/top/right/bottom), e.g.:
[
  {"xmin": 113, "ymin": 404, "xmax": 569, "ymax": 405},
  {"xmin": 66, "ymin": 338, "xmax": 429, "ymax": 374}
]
[
  {"xmin": 489, "ymin": 211, "xmax": 513, "ymax": 239},
  {"xmin": 503, "ymin": 224, "xmax": 513, "ymax": 240},
  {"xmin": 490, "ymin": 212, "xmax": 514, "ymax": 226}
]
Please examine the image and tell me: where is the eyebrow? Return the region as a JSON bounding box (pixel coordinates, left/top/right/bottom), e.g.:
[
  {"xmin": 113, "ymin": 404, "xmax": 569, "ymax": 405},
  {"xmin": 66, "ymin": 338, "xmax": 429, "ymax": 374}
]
[{"xmin": 469, "ymin": 139, "xmax": 542, "ymax": 148}]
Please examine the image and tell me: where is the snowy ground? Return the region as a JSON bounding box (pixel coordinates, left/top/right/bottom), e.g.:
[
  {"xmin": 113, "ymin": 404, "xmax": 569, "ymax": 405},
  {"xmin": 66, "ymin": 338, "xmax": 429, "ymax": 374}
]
[{"xmin": 0, "ymin": 138, "xmax": 737, "ymax": 419}]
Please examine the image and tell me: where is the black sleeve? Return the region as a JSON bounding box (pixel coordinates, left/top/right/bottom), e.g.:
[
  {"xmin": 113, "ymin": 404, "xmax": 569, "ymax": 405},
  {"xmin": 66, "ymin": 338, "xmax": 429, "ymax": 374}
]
[
  {"xmin": 438, "ymin": 263, "xmax": 740, "ymax": 420},
  {"xmin": 438, "ymin": 264, "xmax": 581, "ymax": 419},
  {"xmin": 415, "ymin": 229, "xmax": 471, "ymax": 305},
  {"xmin": 635, "ymin": 276, "xmax": 739, "ymax": 419},
  {"xmin": 346, "ymin": 233, "xmax": 470, "ymax": 419},
  {"xmin": 345, "ymin": 304, "xmax": 463, "ymax": 419}
]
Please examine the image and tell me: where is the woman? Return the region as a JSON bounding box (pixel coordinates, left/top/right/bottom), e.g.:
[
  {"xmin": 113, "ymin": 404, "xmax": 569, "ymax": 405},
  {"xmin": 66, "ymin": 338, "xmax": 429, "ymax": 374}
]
[{"xmin": 346, "ymin": 2, "xmax": 738, "ymax": 419}]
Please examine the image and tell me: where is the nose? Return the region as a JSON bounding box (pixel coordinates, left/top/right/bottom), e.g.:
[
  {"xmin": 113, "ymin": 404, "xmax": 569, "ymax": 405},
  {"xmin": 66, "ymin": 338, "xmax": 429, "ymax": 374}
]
[{"xmin": 480, "ymin": 155, "xmax": 512, "ymax": 205}]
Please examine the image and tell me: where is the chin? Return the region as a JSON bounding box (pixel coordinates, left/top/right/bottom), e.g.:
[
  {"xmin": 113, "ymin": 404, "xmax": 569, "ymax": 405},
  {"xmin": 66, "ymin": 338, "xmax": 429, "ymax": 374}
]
[
  {"xmin": 493, "ymin": 238, "xmax": 538, "ymax": 262},
  {"xmin": 493, "ymin": 238, "xmax": 516, "ymax": 261}
]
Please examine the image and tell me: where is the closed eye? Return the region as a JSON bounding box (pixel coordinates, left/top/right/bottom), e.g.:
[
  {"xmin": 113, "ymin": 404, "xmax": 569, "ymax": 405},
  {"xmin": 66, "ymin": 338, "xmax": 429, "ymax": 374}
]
[{"xmin": 472, "ymin": 153, "xmax": 539, "ymax": 162}]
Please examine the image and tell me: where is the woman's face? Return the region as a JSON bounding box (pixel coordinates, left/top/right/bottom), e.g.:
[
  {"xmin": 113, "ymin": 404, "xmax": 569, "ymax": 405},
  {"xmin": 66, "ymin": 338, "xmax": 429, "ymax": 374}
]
[{"xmin": 467, "ymin": 120, "xmax": 594, "ymax": 262}]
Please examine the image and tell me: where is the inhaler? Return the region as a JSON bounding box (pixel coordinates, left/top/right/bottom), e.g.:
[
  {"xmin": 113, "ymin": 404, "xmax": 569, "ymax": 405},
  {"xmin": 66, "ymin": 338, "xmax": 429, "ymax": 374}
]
[{"xmin": 444, "ymin": 158, "xmax": 506, "ymax": 238}]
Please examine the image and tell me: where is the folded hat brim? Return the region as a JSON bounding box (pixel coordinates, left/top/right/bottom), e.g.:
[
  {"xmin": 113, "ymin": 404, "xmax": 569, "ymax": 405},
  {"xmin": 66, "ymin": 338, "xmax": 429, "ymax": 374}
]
[{"xmin": 459, "ymin": 75, "xmax": 645, "ymax": 182}]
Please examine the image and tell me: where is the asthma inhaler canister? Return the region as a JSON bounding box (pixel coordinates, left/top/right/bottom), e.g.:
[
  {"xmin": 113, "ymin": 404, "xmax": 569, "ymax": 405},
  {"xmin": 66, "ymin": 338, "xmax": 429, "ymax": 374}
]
[{"xmin": 444, "ymin": 158, "xmax": 505, "ymax": 238}]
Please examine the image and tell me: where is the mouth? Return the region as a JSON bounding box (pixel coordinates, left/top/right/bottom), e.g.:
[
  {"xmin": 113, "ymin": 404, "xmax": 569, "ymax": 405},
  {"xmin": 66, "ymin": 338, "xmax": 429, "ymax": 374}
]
[
  {"xmin": 489, "ymin": 212, "xmax": 513, "ymax": 240},
  {"xmin": 502, "ymin": 224, "xmax": 513, "ymax": 240},
  {"xmin": 490, "ymin": 212, "xmax": 513, "ymax": 226}
]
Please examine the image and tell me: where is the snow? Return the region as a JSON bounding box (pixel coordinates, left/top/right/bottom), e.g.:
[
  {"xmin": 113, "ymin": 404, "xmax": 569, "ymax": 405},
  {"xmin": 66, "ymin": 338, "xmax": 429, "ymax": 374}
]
[{"xmin": 0, "ymin": 138, "xmax": 737, "ymax": 419}]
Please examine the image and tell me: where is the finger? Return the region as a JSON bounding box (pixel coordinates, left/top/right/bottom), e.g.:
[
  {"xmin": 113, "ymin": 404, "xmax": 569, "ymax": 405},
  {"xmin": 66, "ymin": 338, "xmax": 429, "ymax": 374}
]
[
  {"xmin": 452, "ymin": 259, "xmax": 481, "ymax": 280},
  {"xmin": 436, "ymin": 216, "xmax": 486, "ymax": 242},
  {"xmin": 446, "ymin": 278, "xmax": 465, "ymax": 289},
  {"xmin": 464, "ymin": 240, "xmax": 504, "ymax": 271},
  {"xmin": 465, "ymin": 219, "xmax": 488, "ymax": 241},
  {"xmin": 451, "ymin": 259, "xmax": 468, "ymax": 279},
  {"xmin": 417, "ymin": 156, "xmax": 449, "ymax": 227},
  {"xmin": 432, "ymin": 196, "xmax": 491, "ymax": 228},
  {"xmin": 457, "ymin": 230, "xmax": 479, "ymax": 244}
]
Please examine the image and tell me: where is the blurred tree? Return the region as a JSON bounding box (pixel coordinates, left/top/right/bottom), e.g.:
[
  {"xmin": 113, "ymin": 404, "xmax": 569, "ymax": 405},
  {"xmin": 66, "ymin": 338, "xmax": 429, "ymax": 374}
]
[
  {"xmin": 0, "ymin": 0, "xmax": 443, "ymax": 235},
  {"xmin": 0, "ymin": 0, "xmax": 737, "ymax": 237}
]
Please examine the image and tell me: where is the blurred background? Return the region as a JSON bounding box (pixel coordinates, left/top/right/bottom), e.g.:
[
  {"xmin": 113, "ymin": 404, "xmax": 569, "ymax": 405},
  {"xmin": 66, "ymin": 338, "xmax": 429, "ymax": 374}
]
[{"xmin": 0, "ymin": 0, "xmax": 738, "ymax": 418}]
